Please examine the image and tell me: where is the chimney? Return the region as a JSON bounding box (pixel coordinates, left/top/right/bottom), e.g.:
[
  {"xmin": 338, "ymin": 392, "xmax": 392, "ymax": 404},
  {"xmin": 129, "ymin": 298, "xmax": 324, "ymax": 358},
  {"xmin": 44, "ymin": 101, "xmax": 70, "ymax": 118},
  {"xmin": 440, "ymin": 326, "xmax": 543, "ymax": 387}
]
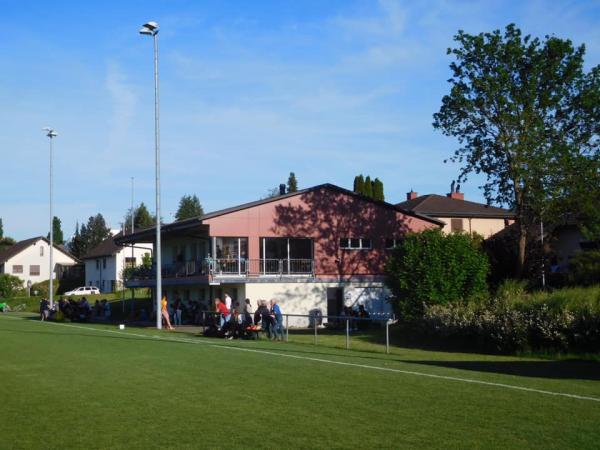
[
  {"xmin": 447, "ymin": 181, "xmax": 464, "ymax": 200},
  {"xmin": 406, "ymin": 190, "xmax": 418, "ymax": 200},
  {"xmin": 279, "ymin": 184, "xmax": 287, "ymax": 195}
]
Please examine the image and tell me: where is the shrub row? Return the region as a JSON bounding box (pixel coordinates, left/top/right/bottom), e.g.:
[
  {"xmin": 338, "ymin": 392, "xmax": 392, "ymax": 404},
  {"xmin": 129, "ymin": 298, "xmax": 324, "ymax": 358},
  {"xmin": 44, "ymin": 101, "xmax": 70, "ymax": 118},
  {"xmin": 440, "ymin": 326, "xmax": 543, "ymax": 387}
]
[{"xmin": 417, "ymin": 298, "xmax": 600, "ymax": 354}]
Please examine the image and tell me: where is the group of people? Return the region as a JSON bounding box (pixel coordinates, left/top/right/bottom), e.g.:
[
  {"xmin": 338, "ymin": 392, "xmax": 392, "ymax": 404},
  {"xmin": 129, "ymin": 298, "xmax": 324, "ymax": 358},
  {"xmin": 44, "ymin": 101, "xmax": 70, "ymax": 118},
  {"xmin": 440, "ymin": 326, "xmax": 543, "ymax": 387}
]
[
  {"xmin": 192, "ymin": 294, "xmax": 283, "ymax": 340},
  {"xmin": 340, "ymin": 304, "xmax": 371, "ymax": 330},
  {"xmin": 39, "ymin": 297, "xmax": 112, "ymax": 322}
]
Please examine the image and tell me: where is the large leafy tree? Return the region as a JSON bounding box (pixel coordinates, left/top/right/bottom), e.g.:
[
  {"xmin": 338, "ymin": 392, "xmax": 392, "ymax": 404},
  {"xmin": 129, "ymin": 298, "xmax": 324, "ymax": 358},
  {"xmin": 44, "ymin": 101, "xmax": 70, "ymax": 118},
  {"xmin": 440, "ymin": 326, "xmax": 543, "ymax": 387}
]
[
  {"xmin": 0, "ymin": 218, "xmax": 3, "ymax": 239},
  {"xmin": 433, "ymin": 24, "xmax": 600, "ymax": 276},
  {"xmin": 68, "ymin": 215, "xmax": 111, "ymax": 258},
  {"xmin": 47, "ymin": 216, "xmax": 64, "ymax": 245},
  {"xmin": 124, "ymin": 202, "xmax": 156, "ymax": 233},
  {"xmin": 175, "ymin": 195, "xmax": 204, "ymax": 221}
]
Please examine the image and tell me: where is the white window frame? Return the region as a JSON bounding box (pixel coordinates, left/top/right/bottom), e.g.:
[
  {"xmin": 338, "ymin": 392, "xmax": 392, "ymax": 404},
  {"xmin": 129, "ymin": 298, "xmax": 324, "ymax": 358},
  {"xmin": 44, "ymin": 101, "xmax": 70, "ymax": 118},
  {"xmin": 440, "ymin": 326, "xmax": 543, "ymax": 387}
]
[{"xmin": 340, "ymin": 238, "xmax": 372, "ymax": 250}]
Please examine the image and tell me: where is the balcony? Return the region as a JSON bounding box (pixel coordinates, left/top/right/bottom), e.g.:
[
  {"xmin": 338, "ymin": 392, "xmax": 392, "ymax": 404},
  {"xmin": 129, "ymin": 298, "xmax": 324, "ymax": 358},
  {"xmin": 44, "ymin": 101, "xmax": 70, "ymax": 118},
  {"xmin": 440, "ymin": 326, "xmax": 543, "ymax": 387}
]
[{"xmin": 125, "ymin": 258, "xmax": 314, "ymax": 282}]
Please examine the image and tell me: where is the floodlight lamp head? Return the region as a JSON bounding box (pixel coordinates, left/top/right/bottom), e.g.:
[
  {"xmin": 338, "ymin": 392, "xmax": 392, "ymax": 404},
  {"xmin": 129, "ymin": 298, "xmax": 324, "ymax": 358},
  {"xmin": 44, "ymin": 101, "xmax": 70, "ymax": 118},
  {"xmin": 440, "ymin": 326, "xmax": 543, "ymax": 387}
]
[
  {"xmin": 42, "ymin": 127, "xmax": 57, "ymax": 138},
  {"xmin": 139, "ymin": 21, "xmax": 159, "ymax": 35}
]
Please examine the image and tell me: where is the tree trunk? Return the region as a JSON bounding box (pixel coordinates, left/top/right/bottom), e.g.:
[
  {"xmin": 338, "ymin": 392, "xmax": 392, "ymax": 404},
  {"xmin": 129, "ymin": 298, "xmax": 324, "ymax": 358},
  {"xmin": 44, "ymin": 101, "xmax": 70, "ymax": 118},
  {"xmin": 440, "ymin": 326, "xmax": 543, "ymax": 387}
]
[{"xmin": 516, "ymin": 219, "xmax": 527, "ymax": 278}]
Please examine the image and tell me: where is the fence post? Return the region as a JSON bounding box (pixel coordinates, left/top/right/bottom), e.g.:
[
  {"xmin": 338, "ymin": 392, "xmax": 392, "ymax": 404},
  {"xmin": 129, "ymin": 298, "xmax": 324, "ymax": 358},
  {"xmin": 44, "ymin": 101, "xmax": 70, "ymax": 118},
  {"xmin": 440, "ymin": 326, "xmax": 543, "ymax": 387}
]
[
  {"xmin": 314, "ymin": 318, "xmax": 318, "ymax": 345},
  {"xmin": 385, "ymin": 319, "xmax": 390, "ymax": 355},
  {"xmin": 346, "ymin": 318, "xmax": 350, "ymax": 350},
  {"xmin": 285, "ymin": 315, "xmax": 289, "ymax": 342}
]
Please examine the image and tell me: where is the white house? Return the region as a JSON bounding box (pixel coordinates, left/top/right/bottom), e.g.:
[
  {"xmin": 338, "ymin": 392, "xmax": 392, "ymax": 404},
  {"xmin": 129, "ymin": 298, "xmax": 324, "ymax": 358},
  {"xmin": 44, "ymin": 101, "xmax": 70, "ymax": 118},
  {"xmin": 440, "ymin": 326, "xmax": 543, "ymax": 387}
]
[
  {"xmin": 0, "ymin": 237, "xmax": 79, "ymax": 287},
  {"xmin": 82, "ymin": 232, "xmax": 153, "ymax": 293}
]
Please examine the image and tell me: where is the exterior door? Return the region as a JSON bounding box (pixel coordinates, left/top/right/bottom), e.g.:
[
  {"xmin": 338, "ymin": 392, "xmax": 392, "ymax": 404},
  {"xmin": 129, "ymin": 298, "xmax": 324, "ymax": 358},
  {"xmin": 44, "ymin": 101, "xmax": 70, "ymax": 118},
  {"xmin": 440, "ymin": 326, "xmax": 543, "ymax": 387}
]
[{"xmin": 326, "ymin": 287, "xmax": 344, "ymax": 319}]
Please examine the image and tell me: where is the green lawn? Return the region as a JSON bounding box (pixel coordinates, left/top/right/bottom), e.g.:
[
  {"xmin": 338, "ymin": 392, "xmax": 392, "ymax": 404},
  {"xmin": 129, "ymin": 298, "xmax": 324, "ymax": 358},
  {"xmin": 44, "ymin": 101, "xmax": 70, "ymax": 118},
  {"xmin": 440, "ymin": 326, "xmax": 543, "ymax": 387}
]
[{"xmin": 1, "ymin": 313, "xmax": 599, "ymax": 449}]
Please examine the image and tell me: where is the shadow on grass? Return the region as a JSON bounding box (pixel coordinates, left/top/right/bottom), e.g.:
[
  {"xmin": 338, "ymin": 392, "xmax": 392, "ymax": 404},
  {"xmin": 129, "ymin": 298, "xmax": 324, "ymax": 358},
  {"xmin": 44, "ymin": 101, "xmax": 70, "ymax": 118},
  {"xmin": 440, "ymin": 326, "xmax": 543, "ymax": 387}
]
[{"xmin": 403, "ymin": 360, "xmax": 600, "ymax": 381}]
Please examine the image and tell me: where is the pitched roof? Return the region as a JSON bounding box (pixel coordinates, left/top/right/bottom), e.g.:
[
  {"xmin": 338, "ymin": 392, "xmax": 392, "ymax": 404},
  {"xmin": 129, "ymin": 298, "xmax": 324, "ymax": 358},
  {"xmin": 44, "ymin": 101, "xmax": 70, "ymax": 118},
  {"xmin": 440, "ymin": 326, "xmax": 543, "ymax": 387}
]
[
  {"xmin": 0, "ymin": 237, "xmax": 78, "ymax": 263},
  {"xmin": 115, "ymin": 183, "xmax": 444, "ymax": 244},
  {"xmin": 396, "ymin": 194, "xmax": 515, "ymax": 219},
  {"xmin": 82, "ymin": 233, "xmax": 123, "ymax": 259}
]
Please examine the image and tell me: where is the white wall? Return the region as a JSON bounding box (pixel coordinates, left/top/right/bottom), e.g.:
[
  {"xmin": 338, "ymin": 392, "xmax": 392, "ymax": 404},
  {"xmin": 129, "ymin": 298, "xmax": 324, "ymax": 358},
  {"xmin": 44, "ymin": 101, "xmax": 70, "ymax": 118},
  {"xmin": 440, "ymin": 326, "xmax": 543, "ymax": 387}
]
[{"xmin": 4, "ymin": 239, "xmax": 77, "ymax": 287}]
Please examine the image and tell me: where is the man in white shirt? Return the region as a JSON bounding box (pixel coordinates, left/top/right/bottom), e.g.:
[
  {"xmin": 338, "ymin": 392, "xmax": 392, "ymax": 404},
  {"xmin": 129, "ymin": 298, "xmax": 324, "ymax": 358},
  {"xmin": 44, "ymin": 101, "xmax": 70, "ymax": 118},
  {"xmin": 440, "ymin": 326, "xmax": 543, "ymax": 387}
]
[{"xmin": 224, "ymin": 293, "xmax": 232, "ymax": 310}]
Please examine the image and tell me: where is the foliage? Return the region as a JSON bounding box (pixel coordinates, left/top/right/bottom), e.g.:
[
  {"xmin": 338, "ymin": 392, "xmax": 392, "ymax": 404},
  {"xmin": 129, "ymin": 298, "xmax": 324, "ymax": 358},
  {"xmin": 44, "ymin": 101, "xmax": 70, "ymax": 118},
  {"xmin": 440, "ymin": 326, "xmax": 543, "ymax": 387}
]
[
  {"xmin": 0, "ymin": 217, "xmax": 3, "ymax": 239},
  {"xmin": 0, "ymin": 274, "xmax": 23, "ymax": 298},
  {"xmin": 433, "ymin": 24, "xmax": 600, "ymax": 277},
  {"xmin": 47, "ymin": 216, "xmax": 64, "ymax": 245},
  {"xmin": 568, "ymin": 250, "xmax": 600, "ymax": 287},
  {"xmin": 419, "ymin": 286, "xmax": 600, "ymax": 353},
  {"xmin": 67, "ymin": 214, "xmax": 111, "ymax": 258},
  {"xmin": 385, "ymin": 229, "xmax": 489, "ymax": 317},
  {"xmin": 287, "ymin": 172, "xmax": 298, "ymax": 193},
  {"xmin": 0, "ymin": 236, "xmax": 16, "ymax": 253},
  {"xmin": 353, "ymin": 175, "xmax": 384, "ymax": 201},
  {"xmin": 175, "ymin": 195, "xmax": 204, "ymax": 221},
  {"xmin": 353, "ymin": 175, "xmax": 365, "ymax": 194},
  {"xmin": 123, "ymin": 202, "xmax": 156, "ymax": 233}
]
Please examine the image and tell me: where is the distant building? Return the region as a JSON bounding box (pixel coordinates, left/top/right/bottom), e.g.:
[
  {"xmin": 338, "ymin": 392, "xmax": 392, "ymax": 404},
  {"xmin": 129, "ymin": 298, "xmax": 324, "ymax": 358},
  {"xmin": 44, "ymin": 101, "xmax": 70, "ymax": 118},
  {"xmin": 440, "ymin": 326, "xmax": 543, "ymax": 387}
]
[
  {"xmin": 0, "ymin": 237, "xmax": 79, "ymax": 286},
  {"xmin": 396, "ymin": 188, "xmax": 515, "ymax": 238},
  {"xmin": 82, "ymin": 232, "xmax": 153, "ymax": 293}
]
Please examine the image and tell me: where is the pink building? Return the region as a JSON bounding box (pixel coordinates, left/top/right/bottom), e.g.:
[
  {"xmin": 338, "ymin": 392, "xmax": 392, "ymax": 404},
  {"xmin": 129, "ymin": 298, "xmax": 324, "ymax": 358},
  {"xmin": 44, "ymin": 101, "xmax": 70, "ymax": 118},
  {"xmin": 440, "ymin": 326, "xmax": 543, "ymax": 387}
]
[{"xmin": 118, "ymin": 184, "xmax": 441, "ymax": 319}]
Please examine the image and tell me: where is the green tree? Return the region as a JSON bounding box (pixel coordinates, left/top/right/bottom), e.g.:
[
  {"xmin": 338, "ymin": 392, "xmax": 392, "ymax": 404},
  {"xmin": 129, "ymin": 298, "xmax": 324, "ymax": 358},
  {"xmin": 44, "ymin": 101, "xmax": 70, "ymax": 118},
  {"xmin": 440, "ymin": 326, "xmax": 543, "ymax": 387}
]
[
  {"xmin": 385, "ymin": 229, "xmax": 489, "ymax": 318},
  {"xmin": 363, "ymin": 176, "xmax": 373, "ymax": 198},
  {"xmin": 47, "ymin": 216, "xmax": 64, "ymax": 245},
  {"xmin": 287, "ymin": 172, "xmax": 298, "ymax": 193},
  {"xmin": 134, "ymin": 203, "xmax": 155, "ymax": 230},
  {"xmin": 83, "ymin": 214, "xmax": 111, "ymax": 253},
  {"xmin": 433, "ymin": 24, "xmax": 600, "ymax": 277},
  {"xmin": 0, "ymin": 218, "xmax": 3, "ymax": 239},
  {"xmin": 175, "ymin": 195, "xmax": 204, "ymax": 221},
  {"xmin": 68, "ymin": 222, "xmax": 84, "ymax": 258},
  {"xmin": 372, "ymin": 178, "xmax": 385, "ymax": 201},
  {"xmin": 353, "ymin": 175, "xmax": 365, "ymax": 195},
  {"xmin": 0, "ymin": 274, "xmax": 23, "ymax": 298}
]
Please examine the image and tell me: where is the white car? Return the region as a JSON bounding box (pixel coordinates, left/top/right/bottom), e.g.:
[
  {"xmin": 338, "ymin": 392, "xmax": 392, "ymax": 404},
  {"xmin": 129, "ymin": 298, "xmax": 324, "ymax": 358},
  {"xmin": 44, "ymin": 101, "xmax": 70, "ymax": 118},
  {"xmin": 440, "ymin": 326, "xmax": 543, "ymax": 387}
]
[{"xmin": 64, "ymin": 286, "xmax": 101, "ymax": 296}]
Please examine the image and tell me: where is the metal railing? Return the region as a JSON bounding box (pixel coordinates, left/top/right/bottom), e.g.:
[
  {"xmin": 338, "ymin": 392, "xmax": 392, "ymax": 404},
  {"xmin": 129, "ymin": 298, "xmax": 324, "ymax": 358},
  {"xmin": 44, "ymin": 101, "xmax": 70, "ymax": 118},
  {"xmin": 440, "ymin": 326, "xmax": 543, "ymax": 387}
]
[{"xmin": 189, "ymin": 310, "xmax": 394, "ymax": 354}]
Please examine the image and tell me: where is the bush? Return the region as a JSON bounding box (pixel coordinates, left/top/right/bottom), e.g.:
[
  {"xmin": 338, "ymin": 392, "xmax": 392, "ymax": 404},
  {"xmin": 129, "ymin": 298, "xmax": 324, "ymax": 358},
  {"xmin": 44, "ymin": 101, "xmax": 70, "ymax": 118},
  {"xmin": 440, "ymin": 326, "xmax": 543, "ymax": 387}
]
[
  {"xmin": 568, "ymin": 250, "xmax": 600, "ymax": 286},
  {"xmin": 416, "ymin": 287, "xmax": 600, "ymax": 354},
  {"xmin": 0, "ymin": 274, "xmax": 23, "ymax": 298},
  {"xmin": 385, "ymin": 229, "xmax": 489, "ymax": 318}
]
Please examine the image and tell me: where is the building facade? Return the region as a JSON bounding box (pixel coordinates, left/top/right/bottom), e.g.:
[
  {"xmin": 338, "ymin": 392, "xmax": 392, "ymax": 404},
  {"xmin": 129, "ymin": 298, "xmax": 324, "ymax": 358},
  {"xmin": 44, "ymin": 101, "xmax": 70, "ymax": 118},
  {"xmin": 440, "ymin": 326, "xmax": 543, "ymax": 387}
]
[
  {"xmin": 0, "ymin": 237, "xmax": 79, "ymax": 287},
  {"xmin": 117, "ymin": 184, "xmax": 441, "ymax": 322},
  {"xmin": 83, "ymin": 233, "xmax": 153, "ymax": 293}
]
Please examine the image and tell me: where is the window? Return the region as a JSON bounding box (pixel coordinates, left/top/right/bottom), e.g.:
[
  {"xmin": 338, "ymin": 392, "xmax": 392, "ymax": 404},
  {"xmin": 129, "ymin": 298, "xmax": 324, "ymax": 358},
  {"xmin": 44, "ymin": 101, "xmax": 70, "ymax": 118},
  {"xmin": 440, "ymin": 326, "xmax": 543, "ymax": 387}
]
[
  {"xmin": 12, "ymin": 265, "xmax": 23, "ymax": 274},
  {"xmin": 30, "ymin": 265, "xmax": 40, "ymax": 276},
  {"xmin": 215, "ymin": 237, "xmax": 248, "ymax": 260},
  {"xmin": 40, "ymin": 246, "xmax": 44, "ymax": 256},
  {"xmin": 96, "ymin": 259, "xmax": 100, "ymax": 269},
  {"xmin": 103, "ymin": 258, "xmax": 107, "ymax": 269},
  {"xmin": 385, "ymin": 238, "xmax": 403, "ymax": 249},
  {"xmin": 340, "ymin": 238, "xmax": 372, "ymax": 250},
  {"xmin": 451, "ymin": 219, "xmax": 464, "ymax": 232},
  {"xmin": 125, "ymin": 257, "xmax": 136, "ymax": 269}
]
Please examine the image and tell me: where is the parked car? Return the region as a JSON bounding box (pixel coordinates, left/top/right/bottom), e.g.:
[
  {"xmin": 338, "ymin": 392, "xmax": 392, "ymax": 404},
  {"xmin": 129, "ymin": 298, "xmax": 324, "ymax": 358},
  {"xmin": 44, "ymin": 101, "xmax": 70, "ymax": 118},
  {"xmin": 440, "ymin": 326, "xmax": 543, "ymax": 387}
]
[{"xmin": 64, "ymin": 286, "xmax": 100, "ymax": 296}]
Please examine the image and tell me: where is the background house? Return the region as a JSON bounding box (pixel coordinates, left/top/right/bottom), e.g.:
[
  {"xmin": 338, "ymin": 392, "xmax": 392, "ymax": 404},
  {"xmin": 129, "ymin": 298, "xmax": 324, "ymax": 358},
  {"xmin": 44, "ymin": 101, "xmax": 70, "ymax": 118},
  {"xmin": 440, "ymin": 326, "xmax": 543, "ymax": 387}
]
[
  {"xmin": 83, "ymin": 232, "xmax": 153, "ymax": 293},
  {"xmin": 396, "ymin": 187, "xmax": 515, "ymax": 238},
  {"xmin": 0, "ymin": 237, "xmax": 79, "ymax": 287},
  {"xmin": 117, "ymin": 183, "xmax": 442, "ymax": 321}
]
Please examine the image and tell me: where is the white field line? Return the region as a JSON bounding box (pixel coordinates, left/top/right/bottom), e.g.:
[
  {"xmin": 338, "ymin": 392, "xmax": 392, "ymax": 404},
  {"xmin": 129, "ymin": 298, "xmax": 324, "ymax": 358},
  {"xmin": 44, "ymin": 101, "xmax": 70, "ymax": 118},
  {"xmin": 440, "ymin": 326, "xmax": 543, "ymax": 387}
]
[{"xmin": 2, "ymin": 315, "xmax": 600, "ymax": 404}]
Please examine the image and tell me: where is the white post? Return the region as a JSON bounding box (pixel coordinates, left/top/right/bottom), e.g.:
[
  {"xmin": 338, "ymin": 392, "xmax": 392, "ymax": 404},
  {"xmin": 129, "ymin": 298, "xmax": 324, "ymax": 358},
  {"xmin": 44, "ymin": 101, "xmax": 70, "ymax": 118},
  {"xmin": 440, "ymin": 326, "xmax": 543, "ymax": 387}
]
[
  {"xmin": 345, "ymin": 318, "xmax": 350, "ymax": 350},
  {"xmin": 152, "ymin": 30, "xmax": 162, "ymax": 329},
  {"xmin": 541, "ymin": 220, "xmax": 546, "ymax": 289},
  {"xmin": 49, "ymin": 135, "xmax": 54, "ymax": 309},
  {"xmin": 386, "ymin": 320, "xmax": 390, "ymax": 354}
]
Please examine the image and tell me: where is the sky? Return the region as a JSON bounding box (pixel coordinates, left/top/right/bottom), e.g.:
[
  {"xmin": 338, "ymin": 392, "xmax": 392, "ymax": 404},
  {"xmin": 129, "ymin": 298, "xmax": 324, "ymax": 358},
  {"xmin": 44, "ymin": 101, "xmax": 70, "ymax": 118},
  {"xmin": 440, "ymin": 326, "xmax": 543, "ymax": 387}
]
[{"xmin": 1, "ymin": 0, "xmax": 599, "ymax": 241}]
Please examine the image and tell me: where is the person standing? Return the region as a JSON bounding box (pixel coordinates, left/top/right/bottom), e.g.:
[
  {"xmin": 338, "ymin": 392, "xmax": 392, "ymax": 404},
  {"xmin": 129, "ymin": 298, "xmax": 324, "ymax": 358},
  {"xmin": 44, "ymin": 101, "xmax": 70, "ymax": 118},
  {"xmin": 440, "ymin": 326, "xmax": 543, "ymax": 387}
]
[
  {"xmin": 271, "ymin": 299, "xmax": 284, "ymax": 341},
  {"xmin": 244, "ymin": 298, "xmax": 254, "ymax": 326},
  {"xmin": 39, "ymin": 298, "xmax": 50, "ymax": 321},
  {"xmin": 224, "ymin": 293, "xmax": 232, "ymax": 311},
  {"xmin": 174, "ymin": 297, "xmax": 183, "ymax": 326},
  {"xmin": 161, "ymin": 295, "xmax": 174, "ymax": 330},
  {"xmin": 215, "ymin": 298, "xmax": 230, "ymax": 329}
]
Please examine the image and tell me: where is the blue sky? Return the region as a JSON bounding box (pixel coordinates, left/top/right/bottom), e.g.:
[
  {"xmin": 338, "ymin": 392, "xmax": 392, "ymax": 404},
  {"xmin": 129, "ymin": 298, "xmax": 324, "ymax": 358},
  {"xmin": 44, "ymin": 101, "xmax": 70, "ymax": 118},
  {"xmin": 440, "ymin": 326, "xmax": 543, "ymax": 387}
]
[{"xmin": 1, "ymin": 0, "xmax": 599, "ymax": 241}]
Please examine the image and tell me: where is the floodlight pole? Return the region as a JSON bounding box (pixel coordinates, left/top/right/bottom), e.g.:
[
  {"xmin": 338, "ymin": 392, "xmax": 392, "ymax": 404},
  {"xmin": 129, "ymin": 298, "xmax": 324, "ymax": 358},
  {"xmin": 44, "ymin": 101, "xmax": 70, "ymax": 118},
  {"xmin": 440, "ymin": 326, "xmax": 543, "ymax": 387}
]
[
  {"xmin": 43, "ymin": 128, "xmax": 57, "ymax": 309},
  {"xmin": 140, "ymin": 21, "xmax": 162, "ymax": 329}
]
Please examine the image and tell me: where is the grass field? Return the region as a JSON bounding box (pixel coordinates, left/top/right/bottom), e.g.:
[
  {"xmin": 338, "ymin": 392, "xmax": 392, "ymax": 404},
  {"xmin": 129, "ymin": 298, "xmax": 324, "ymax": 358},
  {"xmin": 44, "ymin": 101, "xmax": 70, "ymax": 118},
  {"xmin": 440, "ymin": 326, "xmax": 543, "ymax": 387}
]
[{"xmin": 1, "ymin": 313, "xmax": 599, "ymax": 449}]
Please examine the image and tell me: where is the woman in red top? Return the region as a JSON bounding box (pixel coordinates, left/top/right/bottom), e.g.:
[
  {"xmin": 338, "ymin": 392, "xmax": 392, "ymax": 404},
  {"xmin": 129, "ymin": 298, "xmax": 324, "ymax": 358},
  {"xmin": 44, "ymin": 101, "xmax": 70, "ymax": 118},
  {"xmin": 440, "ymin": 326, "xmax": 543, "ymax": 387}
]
[{"xmin": 215, "ymin": 298, "xmax": 230, "ymax": 329}]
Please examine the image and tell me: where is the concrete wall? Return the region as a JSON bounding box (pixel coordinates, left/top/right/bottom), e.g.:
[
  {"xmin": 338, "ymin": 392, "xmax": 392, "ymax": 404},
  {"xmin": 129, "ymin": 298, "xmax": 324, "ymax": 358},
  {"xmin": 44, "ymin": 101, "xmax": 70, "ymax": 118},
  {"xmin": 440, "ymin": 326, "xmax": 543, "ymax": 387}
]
[{"xmin": 5, "ymin": 239, "xmax": 77, "ymax": 286}]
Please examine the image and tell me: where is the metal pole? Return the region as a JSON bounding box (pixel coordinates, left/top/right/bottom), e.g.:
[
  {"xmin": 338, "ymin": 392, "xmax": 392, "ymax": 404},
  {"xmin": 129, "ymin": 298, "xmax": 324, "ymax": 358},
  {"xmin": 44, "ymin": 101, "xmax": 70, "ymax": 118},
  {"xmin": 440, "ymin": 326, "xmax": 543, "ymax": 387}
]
[
  {"xmin": 48, "ymin": 135, "xmax": 54, "ymax": 309},
  {"xmin": 285, "ymin": 315, "xmax": 289, "ymax": 342},
  {"xmin": 345, "ymin": 318, "xmax": 349, "ymax": 350},
  {"xmin": 540, "ymin": 220, "xmax": 546, "ymax": 289},
  {"xmin": 152, "ymin": 31, "xmax": 162, "ymax": 330},
  {"xmin": 385, "ymin": 320, "xmax": 390, "ymax": 354},
  {"xmin": 314, "ymin": 318, "xmax": 317, "ymax": 345}
]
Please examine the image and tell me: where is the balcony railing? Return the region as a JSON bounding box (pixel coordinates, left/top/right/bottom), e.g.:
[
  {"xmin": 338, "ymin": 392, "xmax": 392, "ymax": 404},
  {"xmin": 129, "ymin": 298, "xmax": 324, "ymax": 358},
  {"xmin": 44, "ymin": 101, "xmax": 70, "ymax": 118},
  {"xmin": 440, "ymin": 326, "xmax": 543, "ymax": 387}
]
[{"xmin": 125, "ymin": 258, "xmax": 314, "ymax": 281}]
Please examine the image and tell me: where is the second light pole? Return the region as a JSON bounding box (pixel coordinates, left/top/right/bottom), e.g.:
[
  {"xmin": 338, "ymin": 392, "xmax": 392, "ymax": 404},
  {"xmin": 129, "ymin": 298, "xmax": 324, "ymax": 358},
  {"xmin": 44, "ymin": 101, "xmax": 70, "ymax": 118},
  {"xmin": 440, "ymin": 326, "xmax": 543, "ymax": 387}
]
[{"xmin": 139, "ymin": 21, "xmax": 162, "ymax": 329}]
